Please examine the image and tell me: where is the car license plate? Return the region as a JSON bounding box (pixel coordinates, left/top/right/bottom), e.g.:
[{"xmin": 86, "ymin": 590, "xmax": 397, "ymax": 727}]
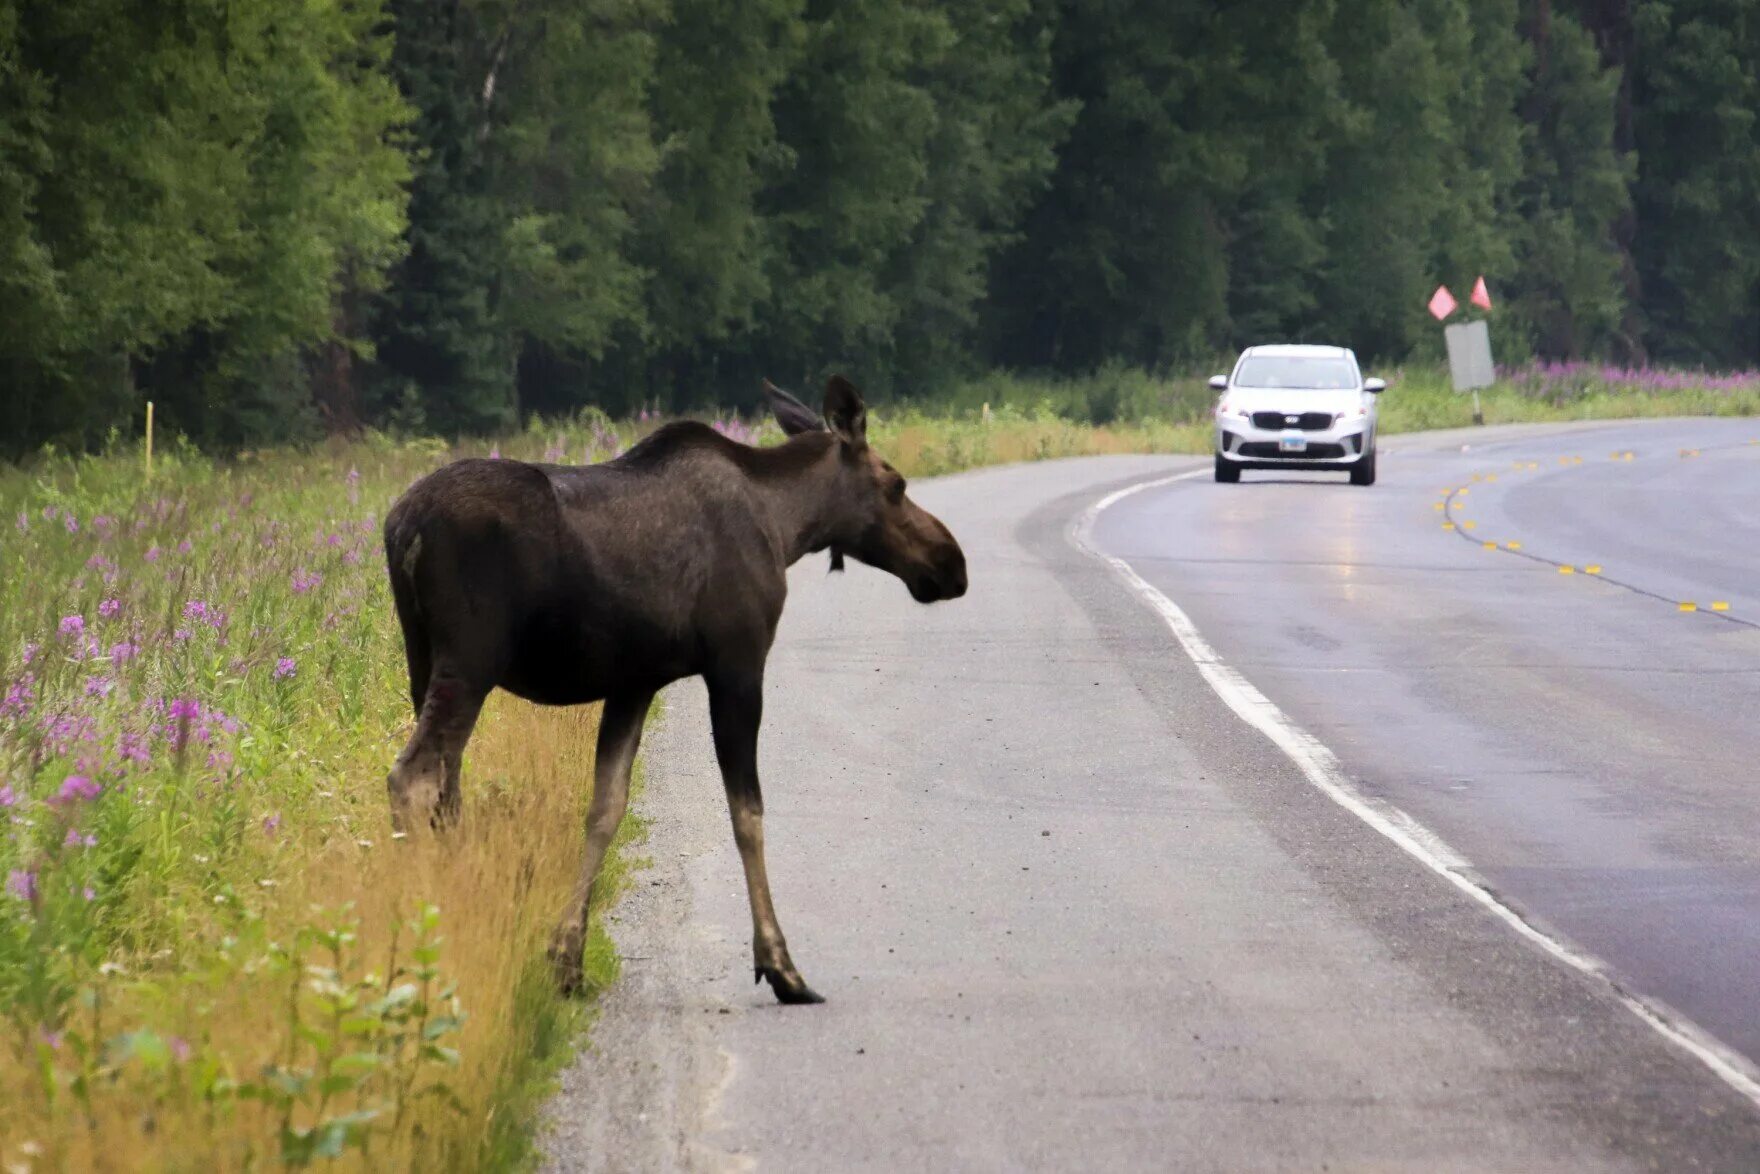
[{"xmin": 1279, "ymin": 433, "xmax": 1307, "ymax": 453}]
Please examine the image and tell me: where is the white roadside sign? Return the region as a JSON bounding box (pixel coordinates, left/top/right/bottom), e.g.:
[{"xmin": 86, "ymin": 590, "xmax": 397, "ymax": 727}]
[{"xmin": 1444, "ymin": 319, "xmax": 1495, "ymax": 391}]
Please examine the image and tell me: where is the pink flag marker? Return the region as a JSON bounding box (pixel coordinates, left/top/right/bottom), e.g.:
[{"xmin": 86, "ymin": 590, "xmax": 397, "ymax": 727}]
[
  {"xmin": 1471, "ymin": 276, "xmax": 1493, "ymax": 310},
  {"xmin": 1428, "ymin": 285, "xmax": 1458, "ymax": 321}
]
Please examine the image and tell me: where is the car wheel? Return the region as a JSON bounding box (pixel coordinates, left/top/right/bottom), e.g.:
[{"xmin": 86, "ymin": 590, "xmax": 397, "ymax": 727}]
[
  {"xmin": 1215, "ymin": 454, "xmax": 1241, "ymax": 483},
  {"xmin": 1349, "ymin": 447, "xmax": 1377, "ymax": 486}
]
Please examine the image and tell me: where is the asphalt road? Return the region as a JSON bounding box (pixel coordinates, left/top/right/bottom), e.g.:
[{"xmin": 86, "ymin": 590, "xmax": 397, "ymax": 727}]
[{"xmin": 545, "ymin": 419, "xmax": 1760, "ymax": 1172}]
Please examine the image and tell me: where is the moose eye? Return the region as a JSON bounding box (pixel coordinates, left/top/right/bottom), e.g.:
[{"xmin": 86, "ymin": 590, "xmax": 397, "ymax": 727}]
[{"xmin": 886, "ymin": 478, "xmax": 907, "ymax": 504}]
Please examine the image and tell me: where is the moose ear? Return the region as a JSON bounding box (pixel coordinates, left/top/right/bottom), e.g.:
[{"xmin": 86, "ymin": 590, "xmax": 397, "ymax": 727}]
[
  {"xmin": 764, "ymin": 379, "xmax": 823, "ymax": 437},
  {"xmin": 823, "ymin": 375, "xmax": 868, "ymax": 450}
]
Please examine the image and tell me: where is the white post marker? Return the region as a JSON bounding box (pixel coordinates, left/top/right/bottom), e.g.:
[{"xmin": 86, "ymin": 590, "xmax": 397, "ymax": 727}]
[
  {"xmin": 145, "ymin": 400, "xmax": 154, "ymax": 479},
  {"xmin": 1445, "ymin": 318, "xmax": 1495, "ymax": 426}
]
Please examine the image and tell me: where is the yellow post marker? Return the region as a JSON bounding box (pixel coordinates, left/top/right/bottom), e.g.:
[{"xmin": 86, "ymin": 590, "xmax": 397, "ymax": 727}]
[
  {"xmin": 144, "ymin": 401, "xmax": 154, "ymax": 479},
  {"xmin": 1585, "ymin": 564, "xmax": 1602, "ymax": 574},
  {"xmin": 1506, "ymin": 541, "xmax": 1522, "ymax": 550},
  {"xmin": 1711, "ymin": 602, "xmax": 1730, "ymax": 611},
  {"xmin": 1558, "ymin": 565, "xmax": 1576, "ymax": 574},
  {"xmin": 1679, "ymin": 602, "xmax": 1698, "ymax": 612}
]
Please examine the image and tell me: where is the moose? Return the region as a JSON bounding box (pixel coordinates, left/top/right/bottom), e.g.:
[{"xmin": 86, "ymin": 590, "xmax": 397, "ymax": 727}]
[{"xmin": 381, "ymin": 376, "xmax": 967, "ymax": 1003}]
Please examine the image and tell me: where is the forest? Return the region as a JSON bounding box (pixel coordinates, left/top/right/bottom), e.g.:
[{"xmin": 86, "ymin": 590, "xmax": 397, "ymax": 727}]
[{"xmin": 3, "ymin": 0, "xmax": 1757, "ymax": 454}]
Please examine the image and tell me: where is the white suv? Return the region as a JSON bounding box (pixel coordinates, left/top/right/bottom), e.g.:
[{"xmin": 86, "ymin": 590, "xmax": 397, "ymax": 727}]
[{"xmin": 1211, "ymin": 344, "xmax": 1386, "ymax": 485}]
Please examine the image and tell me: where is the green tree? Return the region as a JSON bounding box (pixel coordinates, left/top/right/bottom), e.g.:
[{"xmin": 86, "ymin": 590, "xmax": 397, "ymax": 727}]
[
  {"xmin": 1, "ymin": 0, "xmax": 409, "ymax": 455},
  {"xmin": 374, "ymin": 0, "xmax": 658, "ymax": 435},
  {"xmin": 1629, "ymin": 0, "xmax": 1760, "ymax": 365},
  {"xmin": 1510, "ymin": 3, "xmax": 1632, "ymax": 358}
]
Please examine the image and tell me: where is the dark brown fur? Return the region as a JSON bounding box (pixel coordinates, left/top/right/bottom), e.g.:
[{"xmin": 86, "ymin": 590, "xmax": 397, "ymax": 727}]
[{"xmin": 382, "ymin": 376, "xmax": 965, "ymax": 1003}]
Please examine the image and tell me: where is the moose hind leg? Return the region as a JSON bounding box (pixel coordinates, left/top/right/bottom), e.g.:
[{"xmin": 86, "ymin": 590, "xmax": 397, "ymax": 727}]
[
  {"xmin": 549, "ymin": 689, "xmax": 654, "ymax": 995},
  {"xmin": 708, "ymin": 671, "xmax": 823, "ymax": 1005},
  {"xmin": 387, "ymin": 671, "xmax": 485, "ymax": 833}
]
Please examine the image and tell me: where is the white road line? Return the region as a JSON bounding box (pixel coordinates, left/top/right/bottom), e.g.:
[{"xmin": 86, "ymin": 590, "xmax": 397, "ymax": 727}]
[{"xmin": 1072, "ymin": 468, "xmax": 1760, "ymax": 1111}]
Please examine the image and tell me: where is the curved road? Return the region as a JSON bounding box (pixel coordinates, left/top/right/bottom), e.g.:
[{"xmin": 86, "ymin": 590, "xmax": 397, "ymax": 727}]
[{"xmin": 546, "ymin": 418, "xmax": 1760, "ymax": 1172}]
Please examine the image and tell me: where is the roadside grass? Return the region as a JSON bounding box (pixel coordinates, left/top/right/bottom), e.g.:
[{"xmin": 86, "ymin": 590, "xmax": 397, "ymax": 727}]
[
  {"xmin": 884, "ymin": 362, "xmax": 1760, "ymax": 461},
  {"xmin": 2, "ymin": 361, "xmax": 1755, "ymax": 1168},
  {"xmin": 0, "ymin": 433, "xmax": 646, "ymax": 1170}
]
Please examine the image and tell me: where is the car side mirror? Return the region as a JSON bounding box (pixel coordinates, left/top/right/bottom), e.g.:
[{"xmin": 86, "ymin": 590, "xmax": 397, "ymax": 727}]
[
  {"xmin": 1208, "ymin": 375, "xmax": 1228, "ymax": 392},
  {"xmin": 1364, "ymin": 377, "xmax": 1387, "ymax": 393}
]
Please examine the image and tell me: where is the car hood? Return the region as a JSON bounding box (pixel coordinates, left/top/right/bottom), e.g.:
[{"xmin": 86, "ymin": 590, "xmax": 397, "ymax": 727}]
[{"xmin": 1223, "ymin": 387, "xmax": 1369, "ymax": 415}]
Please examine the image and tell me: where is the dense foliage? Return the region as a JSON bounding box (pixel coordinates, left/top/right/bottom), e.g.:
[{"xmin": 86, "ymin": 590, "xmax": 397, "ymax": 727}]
[{"xmin": 3, "ymin": 0, "xmax": 1757, "ymax": 454}]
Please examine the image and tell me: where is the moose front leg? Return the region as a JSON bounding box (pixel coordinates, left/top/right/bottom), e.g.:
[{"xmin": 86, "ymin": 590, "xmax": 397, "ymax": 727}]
[
  {"xmin": 549, "ymin": 688, "xmax": 654, "ymax": 995},
  {"xmin": 707, "ymin": 670, "xmax": 824, "ymax": 1005}
]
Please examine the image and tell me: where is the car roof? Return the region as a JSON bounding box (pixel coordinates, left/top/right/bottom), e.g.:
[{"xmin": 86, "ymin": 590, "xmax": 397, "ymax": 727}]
[{"xmin": 1239, "ymin": 344, "xmax": 1353, "ymax": 359}]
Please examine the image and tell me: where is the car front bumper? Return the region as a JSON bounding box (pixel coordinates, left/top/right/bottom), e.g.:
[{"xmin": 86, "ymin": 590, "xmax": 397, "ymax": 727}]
[{"xmin": 1215, "ymin": 419, "xmax": 1373, "ymax": 468}]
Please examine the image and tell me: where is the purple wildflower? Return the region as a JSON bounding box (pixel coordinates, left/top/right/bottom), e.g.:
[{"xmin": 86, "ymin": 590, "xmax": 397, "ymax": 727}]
[
  {"xmin": 1, "ymin": 675, "xmax": 34, "ymax": 718},
  {"xmin": 84, "ymin": 676, "xmax": 113, "ymax": 699},
  {"xmin": 489, "ymin": 445, "xmax": 501, "ymax": 460},
  {"xmin": 170, "ymin": 1037, "xmax": 191, "ymax": 1063},
  {"xmin": 273, "ymin": 657, "xmax": 297, "ymax": 681},
  {"xmin": 15, "ymin": 511, "xmax": 27, "ymax": 532},
  {"xmin": 110, "ymin": 641, "xmax": 139, "ymax": 666},
  {"xmin": 263, "ymin": 812, "xmax": 282, "ymax": 836},
  {"xmin": 83, "ymin": 886, "xmax": 97, "ymax": 902},
  {"xmin": 0, "ymin": 784, "xmax": 15, "ymax": 807},
  {"xmin": 21, "ymin": 643, "xmax": 39, "ymax": 666},
  {"xmin": 98, "ymin": 598, "xmax": 121, "ymax": 619},
  {"xmin": 51, "ymin": 775, "xmax": 101, "ymax": 805},
  {"xmin": 145, "ymin": 545, "xmax": 162, "ymax": 563},
  {"xmin": 176, "ymin": 539, "xmax": 192, "ymax": 554},
  {"xmin": 64, "ymin": 514, "xmax": 78, "ymax": 534},
  {"xmin": 6, "ymin": 869, "xmax": 36, "ymax": 901},
  {"xmin": 59, "ymin": 615, "xmax": 85, "ymax": 638},
  {"xmin": 118, "ymin": 732, "xmax": 149, "ymax": 767},
  {"xmin": 63, "ymin": 828, "xmax": 96, "ymax": 849},
  {"xmin": 173, "ymin": 628, "xmax": 192, "ymax": 643},
  {"xmin": 291, "ymin": 569, "xmax": 323, "ymax": 594},
  {"xmin": 182, "ymin": 600, "xmax": 208, "ymax": 622}
]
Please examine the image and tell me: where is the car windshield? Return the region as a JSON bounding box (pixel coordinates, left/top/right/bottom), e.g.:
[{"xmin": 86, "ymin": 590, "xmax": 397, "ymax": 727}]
[{"xmin": 1233, "ymin": 356, "xmax": 1357, "ymax": 389}]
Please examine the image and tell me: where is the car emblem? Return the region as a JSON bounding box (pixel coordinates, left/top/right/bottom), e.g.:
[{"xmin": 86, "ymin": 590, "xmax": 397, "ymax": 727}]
[{"xmin": 1285, "ymin": 415, "xmax": 1299, "ymax": 424}]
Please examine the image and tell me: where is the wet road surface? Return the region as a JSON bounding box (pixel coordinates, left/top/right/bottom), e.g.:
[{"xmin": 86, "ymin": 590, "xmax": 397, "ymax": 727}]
[{"xmin": 547, "ymin": 420, "xmax": 1760, "ymax": 1172}]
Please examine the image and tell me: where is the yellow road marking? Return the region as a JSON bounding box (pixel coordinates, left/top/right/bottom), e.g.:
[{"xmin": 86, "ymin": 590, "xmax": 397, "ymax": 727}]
[
  {"xmin": 1679, "ymin": 602, "xmax": 1698, "ymax": 612},
  {"xmin": 1712, "ymin": 602, "xmax": 1730, "ymax": 611},
  {"xmin": 1585, "ymin": 564, "xmax": 1603, "ymax": 574},
  {"xmin": 1506, "ymin": 541, "xmax": 1522, "ymax": 550},
  {"xmin": 1559, "ymin": 565, "xmax": 1576, "ymax": 574},
  {"xmin": 1483, "ymin": 542, "xmax": 1497, "ymax": 550}
]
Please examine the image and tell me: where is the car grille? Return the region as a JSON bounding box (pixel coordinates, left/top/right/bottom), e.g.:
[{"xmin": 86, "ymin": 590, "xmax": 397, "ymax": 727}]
[
  {"xmin": 1250, "ymin": 411, "xmax": 1336, "ymax": 431},
  {"xmin": 1238, "ymin": 441, "xmax": 1348, "ymax": 460}
]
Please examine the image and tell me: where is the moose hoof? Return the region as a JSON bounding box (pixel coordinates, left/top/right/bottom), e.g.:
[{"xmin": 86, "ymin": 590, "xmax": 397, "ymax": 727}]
[
  {"xmin": 757, "ymin": 966, "xmax": 826, "ymax": 1005},
  {"xmin": 549, "ymin": 940, "xmax": 586, "ymax": 997}
]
